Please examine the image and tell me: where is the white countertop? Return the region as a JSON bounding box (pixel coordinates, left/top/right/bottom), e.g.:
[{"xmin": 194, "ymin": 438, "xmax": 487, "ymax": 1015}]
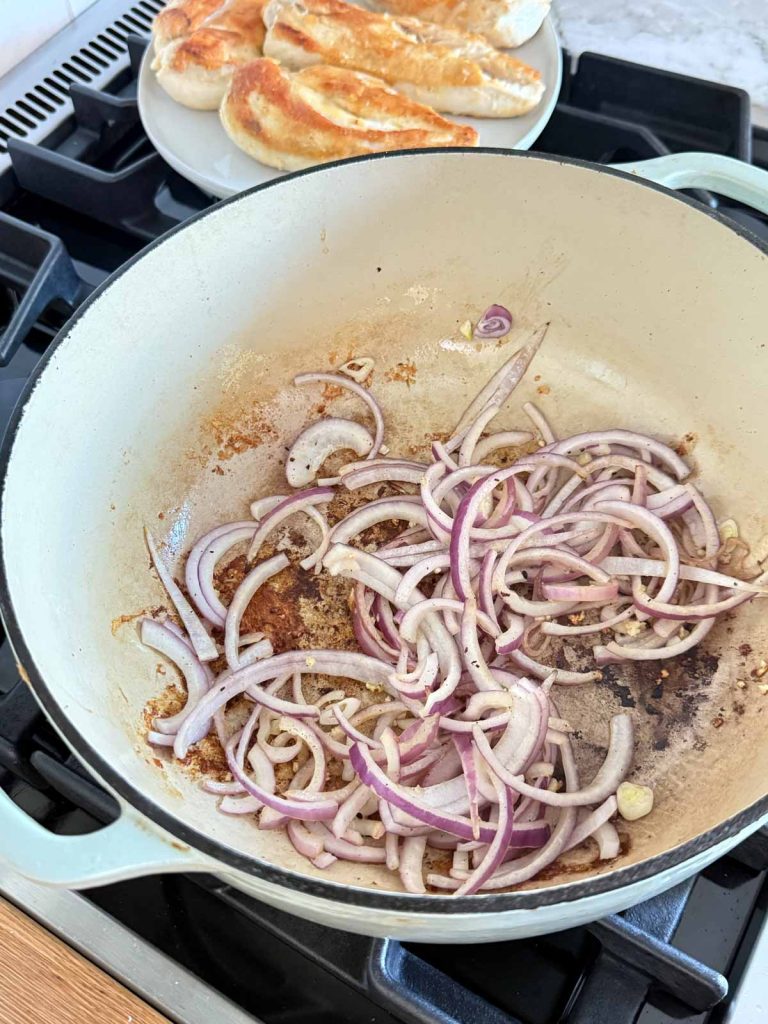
[{"xmin": 553, "ymin": 0, "xmax": 768, "ymax": 126}]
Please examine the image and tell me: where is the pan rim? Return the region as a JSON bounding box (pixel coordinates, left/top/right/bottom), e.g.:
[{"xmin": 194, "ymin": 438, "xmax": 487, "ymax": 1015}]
[{"xmin": 2, "ymin": 147, "xmax": 767, "ymax": 913}]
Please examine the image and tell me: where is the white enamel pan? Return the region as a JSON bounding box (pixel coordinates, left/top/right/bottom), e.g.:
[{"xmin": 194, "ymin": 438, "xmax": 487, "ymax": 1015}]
[{"xmin": 1, "ymin": 149, "xmax": 767, "ymax": 943}]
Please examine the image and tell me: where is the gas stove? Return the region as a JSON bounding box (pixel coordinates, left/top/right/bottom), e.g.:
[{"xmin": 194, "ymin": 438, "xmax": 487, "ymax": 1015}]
[{"xmin": 0, "ymin": 3, "xmax": 766, "ymax": 1022}]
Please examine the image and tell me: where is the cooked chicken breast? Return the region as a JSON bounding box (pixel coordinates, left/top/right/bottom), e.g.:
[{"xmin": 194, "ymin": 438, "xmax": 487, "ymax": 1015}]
[
  {"xmin": 220, "ymin": 57, "xmax": 478, "ymax": 169},
  {"xmin": 262, "ymin": 0, "xmax": 544, "ymax": 118},
  {"xmin": 152, "ymin": 0, "xmax": 225, "ymax": 51},
  {"xmin": 366, "ymin": 0, "xmax": 550, "ymax": 49},
  {"xmin": 152, "ymin": 0, "xmax": 268, "ymax": 109}
]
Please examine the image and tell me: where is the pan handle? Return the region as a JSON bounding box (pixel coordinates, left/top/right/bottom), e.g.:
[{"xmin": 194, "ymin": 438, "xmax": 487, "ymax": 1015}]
[
  {"xmin": 0, "ymin": 786, "xmax": 206, "ymax": 887},
  {"xmin": 610, "ymin": 152, "xmax": 768, "ymax": 216}
]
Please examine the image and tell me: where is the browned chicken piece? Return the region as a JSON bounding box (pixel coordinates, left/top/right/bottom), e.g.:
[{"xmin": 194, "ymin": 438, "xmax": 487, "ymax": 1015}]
[
  {"xmin": 220, "ymin": 57, "xmax": 478, "ymax": 169},
  {"xmin": 368, "ymin": 0, "xmax": 550, "ymax": 48},
  {"xmin": 152, "ymin": 0, "xmax": 269, "ymax": 109},
  {"xmin": 262, "ymin": 0, "xmax": 544, "ymax": 118}
]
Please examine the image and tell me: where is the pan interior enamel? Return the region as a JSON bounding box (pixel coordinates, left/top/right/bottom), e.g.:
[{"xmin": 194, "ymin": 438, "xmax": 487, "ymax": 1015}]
[{"xmin": 3, "ymin": 151, "xmax": 767, "ymax": 896}]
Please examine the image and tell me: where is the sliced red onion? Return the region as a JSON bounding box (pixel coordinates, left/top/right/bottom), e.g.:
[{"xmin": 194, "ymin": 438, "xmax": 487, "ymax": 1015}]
[
  {"xmin": 141, "ymin": 618, "xmax": 211, "ymax": 739},
  {"xmin": 298, "ymin": 506, "xmax": 332, "ymax": 571},
  {"xmin": 630, "ymin": 587, "xmax": 752, "ymax": 621},
  {"xmin": 147, "ymin": 730, "xmax": 175, "ymax": 747},
  {"xmin": 226, "ymin": 737, "xmax": 336, "ymax": 822},
  {"xmin": 451, "ymin": 459, "xmax": 586, "ymax": 599},
  {"xmin": 278, "ymin": 716, "xmax": 327, "ymax": 791},
  {"xmin": 460, "ymin": 599, "xmax": 501, "ymax": 691},
  {"xmin": 592, "ymin": 820, "xmax": 621, "ymax": 860},
  {"xmin": 330, "ymin": 496, "xmax": 428, "ymax": 545},
  {"xmin": 294, "ymin": 371, "xmax": 384, "ymax": 459},
  {"xmin": 399, "ymin": 835, "xmax": 428, "ymax": 893},
  {"xmin": 595, "ymin": 616, "xmax": 715, "ymax": 662},
  {"xmin": 542, "ymin": 605, "xmax": 634, "ymax": 637},
  {"xmin": 350, "ymin": 743, "xmax": 549, "ymax": 846},
  {"xmin": 452, "ymin": 733, "xmax": 480, "ymax": 837},
  {"xmin": 473, "ymin": 303, "xmax": 513, "ymax": 340},
  {"xmin": 452, "ymin": 323, "xmax": 548, "ymax": 437},
  {"xmin": 247, "ymin": 487, "xmax": 335, "ymax": 562},
  {"xmin": 509, "ymin": 649, "xmax": 602, "ymax": 685},
  {"xmin": 145, "ymin": 529, "xmax": 218, "ymax": 662},
  {"xmin": 224, "ymin": 553, "xmax": 288, "ymax": 670},
  {"xmin": 472, "ymin": 803, "xmax": 577, "ymax": 890},
  {"xmin": 455, "ymin": 770, "xmax": 515, "ymax": 895},
  {"xmin": 219, "ymin": 794, "xmax": 263, "ymax": 815},
  {"xmin": 333, "ymin": 704, "xmax": 382, "ymax": 749},
  {"xmin": 458, "ymin": 406, "xmax": 502, "ymax": 467},
  {"xmin": 141, "ymin": 332, "xmax": 759, "ymax": 894},
  {"xmin": 286, "ymin": 418, "xmax": 373, "ymax": 488},
  {"xmin": 307, "ymin": 822, "xmax": 387, "ymax": 863},
  {"xmin": 196, "ymin": 523, "xmax": 258, "ymax": 625},
  {"xmin": 594, "ymin": 501, "xmax": 680, "ymax": 602},
  {"xmin": 543, "ymin": 582, "xmax": 620, "ymax": 603},
  {"xmin": 599, "ymin": 556, "xmax": 768, "ymax": 595},
  {"xmin": 185, "ymin": 521, "xmax": 255, "ymax": 625},
  {"xmin": 287, "ymin": 819, "xmax": 325, "ymax": 860},
  {"xmin": 174, "ymin": 649, "xmax": 394, "ymax": 758},
  {"xmin": 473, "ymin": 431, "xmax": 534, "ymax": 463},
  {"xmin": 341, "ymin": 462, "xmax": 426, "ymax": 490},
  {"xmin": 523, "ymin": 401, "xmax": 556, "ymax": 444},
  {"xmin": 565, "ymin": 796, "xmax": 618, "ymax": 851},
  {"xmin": 474, "ymin": 715, "xmax": 632, "ymax": 807},
  {"xmin": 399, "ymin": 598, "xmax": 498, "ymax": 644},
  {"xmin": 546, "ymin": 430, "xmax": 690, "ymax": 481}
]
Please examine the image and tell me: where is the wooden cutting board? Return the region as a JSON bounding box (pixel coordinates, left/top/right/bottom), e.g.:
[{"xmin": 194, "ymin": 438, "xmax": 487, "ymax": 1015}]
[{"xmin": 0, "ymin": 897, "xmax": 170, "ymax": 1024}]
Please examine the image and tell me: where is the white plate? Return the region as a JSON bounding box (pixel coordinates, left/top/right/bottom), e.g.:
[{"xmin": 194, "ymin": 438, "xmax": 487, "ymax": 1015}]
[{"xmin": 138, "ymin": 18, "xmax": 562, "ymax": 199}]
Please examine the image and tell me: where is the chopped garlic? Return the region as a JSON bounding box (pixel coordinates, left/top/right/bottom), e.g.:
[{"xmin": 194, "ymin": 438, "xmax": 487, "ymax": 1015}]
[
  {"xmin": 305, "ymin": 656, "xmax": 316, "ymax": 668},
  {"xmin": 577, "ymin": 452, "xmax": 592, "ymax": 466},
  {"xmin": 614, "ymin": 619, "xmax": 646, "ymax": 637},
  {"xmin": 759, "ymin": 684, "xmax": 768, "ymax": 696},
  {"xmin": 459, "ymin": 320, "xmax": 473, "ymax": 340},
  {"xmin": 718, "ymin": 519, "xmax": 739, "ymax": 541},
  {"xmin": 755, "ymin": 660, "xmax": 768, "ymax": 678},
  {"xmin": 617, "ymin": 782, "xmax": 654, "ymax": 821}
]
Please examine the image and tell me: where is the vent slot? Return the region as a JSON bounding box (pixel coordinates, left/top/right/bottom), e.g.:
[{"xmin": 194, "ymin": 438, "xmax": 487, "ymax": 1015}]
[{"xmin": 0, "ymin": 0, "xmax": 164, "ymax": 171}]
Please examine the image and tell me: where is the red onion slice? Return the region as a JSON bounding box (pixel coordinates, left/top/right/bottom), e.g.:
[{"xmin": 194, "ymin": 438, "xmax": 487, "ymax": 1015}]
[
  {"xmin": 286, "ymin": 418, "xmax": 374, "ymax": 488},
  {"xmin": 141, "ymin": 619, "xmax": 211, "ymax": 739},
  {"xmin": 473, "ymin": 431, "xmax": 534, "ymax": 463},
  {"xmin": 473, "ymin": 303, "xmax": 513, "ymax": 340},
  {"xmin": 547, "ymin": 430, "xmax": 690, "ymax": 482},
  {"xmin": 294, "ymin": 372, "xmax": 385, "ymax": 460},
  {"xmin": 330, "ymin": 496, "xmax": 428, "ymax": 545},
  {"xmin": 224, "ymin": 553, "xmax": 288, "ymax": 670},
  {"xmin": 452, "ymin": 324, "xmax": 548, "ymax": 438},
  {"xmin": 145, "ymin": 529, "xmax": 218, "ymax": 662},
  {"xmin": 196, "ymin": 523, "xmax": 258, "ymax": 626},
  {"xmin": 474, "ymin": 714, "xmax": 632, "ymax": 807},
  {"xmin": 185, "ymin": 521, "xmax": 255, "ymax": 625},
  {"xmin": 454, "ymin": 770, "xmax": 515, "ymax": 895},
  {"xmin": 247, "ymin": 487, "xmax": 335, "ymax": 562}
]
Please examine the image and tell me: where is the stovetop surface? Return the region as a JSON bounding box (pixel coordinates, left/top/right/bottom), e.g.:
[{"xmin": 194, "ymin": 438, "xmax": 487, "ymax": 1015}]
[{"xmin": 0, "ymin": 18, "xmax": 767, "ymax": 1024}]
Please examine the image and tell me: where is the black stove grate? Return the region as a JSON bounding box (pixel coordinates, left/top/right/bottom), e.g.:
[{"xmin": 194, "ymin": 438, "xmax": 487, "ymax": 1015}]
[{"xmin": 1, "ymin": 42, "xmax": 767, "ymax": 1024}]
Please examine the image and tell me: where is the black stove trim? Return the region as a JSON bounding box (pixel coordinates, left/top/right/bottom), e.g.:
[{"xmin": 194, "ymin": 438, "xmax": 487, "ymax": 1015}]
[{"xmin": 1, "ymin": 146, "xmax": 767, "ymax": 915}]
